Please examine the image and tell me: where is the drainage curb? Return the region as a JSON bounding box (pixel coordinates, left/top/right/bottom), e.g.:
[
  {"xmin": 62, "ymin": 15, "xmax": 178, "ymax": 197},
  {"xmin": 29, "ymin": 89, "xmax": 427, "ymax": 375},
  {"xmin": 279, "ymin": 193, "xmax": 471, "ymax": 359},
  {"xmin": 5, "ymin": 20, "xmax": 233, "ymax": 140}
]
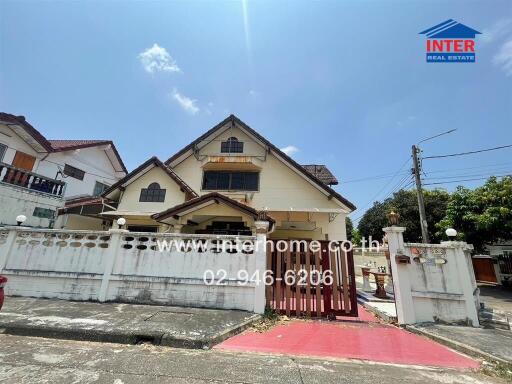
[
  {"xmin": 0, "ymin": 314, "xmax": 261, "ymax": 349},
  {"xmin": 406, "ymin": 325, "xmax": 510, "ymax": 364}
]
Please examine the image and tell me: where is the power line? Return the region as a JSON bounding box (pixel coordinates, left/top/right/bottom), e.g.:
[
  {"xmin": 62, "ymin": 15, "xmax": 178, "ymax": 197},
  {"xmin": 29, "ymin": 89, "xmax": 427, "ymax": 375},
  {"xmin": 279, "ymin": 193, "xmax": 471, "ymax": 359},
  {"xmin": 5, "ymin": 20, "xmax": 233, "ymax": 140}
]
[
  {"xmin": 351, "ymin": 157, "xmax": 411, "ymax": 219},
  {"xmin": 423, "ymin": 144, "xmax": 512, "ymax": 160},
  {"xmin": 424, "ymin": 170, "xmax": 512, "ymax": 181},
  {"xmin": 426, "ymin": 162, "xmax": 512, "ymax": 175},
  {"xmin": 418, "ymin": 129, "xmax": 457, "ymax": 144},
  {"xmin": 340, "ymin": 171, "xmax": 409, "ymax": 184},
  {"xmin": 423, "ymin": 174, "xmax": 511, "ymax": 186},
  {"xmin": 351, "ymin": 161, "xmax": 413, "ymax": 224}
]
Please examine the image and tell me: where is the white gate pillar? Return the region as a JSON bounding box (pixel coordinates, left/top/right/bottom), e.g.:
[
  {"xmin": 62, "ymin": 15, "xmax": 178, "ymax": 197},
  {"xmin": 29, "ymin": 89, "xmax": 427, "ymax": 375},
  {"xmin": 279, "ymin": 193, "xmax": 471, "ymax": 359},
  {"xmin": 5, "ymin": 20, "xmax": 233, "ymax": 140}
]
[
  {"xmin": 383, "ymin": 226, "xmax": 416, "ymax": 325},
  {"xmin": 253, "ymin": 220, "xmax": 269, "ymax": 314}
]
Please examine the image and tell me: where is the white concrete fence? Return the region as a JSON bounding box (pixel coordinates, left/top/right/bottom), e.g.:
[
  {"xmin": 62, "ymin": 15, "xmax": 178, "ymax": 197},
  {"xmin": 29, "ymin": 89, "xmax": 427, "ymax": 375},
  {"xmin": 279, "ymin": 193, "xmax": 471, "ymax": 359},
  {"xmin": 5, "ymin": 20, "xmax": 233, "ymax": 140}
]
[
  {"xmin": 385, "ymin": 226, "xmax": 480, "ymax": 327},
  {"xmin": 0, "ymin": 222, "xmax": 269, "ymax": 313}
]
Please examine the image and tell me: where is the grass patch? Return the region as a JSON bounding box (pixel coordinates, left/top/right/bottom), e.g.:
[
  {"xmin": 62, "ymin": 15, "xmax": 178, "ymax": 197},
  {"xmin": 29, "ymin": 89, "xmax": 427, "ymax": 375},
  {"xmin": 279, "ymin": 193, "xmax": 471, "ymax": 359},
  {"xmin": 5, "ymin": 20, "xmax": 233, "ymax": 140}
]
[
  {"xmin": 250, "ymin": 308, "xmax": 290, "ymax": 333},
  {"xmin": 481, "ymin": 360, "xmax": 512, "ymax": 382}
]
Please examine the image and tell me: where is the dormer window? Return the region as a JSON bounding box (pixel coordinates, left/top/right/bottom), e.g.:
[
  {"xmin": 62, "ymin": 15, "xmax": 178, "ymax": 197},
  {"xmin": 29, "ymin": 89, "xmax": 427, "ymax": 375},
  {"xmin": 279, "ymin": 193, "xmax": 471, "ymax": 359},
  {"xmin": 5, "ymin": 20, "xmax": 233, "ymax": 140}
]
[
  {"xmin": 221, "ymin": 137, "xmax": 243, "ymax": 153},
  {"xmin": 139, "ymin": 182, "xmax": 166, "ymax": 202}
]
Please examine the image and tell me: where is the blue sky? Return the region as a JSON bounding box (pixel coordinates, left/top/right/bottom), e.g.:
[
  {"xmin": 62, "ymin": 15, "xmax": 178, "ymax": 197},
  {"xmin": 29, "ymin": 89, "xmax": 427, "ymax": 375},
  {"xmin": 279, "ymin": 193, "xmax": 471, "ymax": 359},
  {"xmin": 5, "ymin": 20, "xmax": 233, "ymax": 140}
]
[{"xmin": 1, "ymin": 1, "xmax": 511, "ymax": 223}]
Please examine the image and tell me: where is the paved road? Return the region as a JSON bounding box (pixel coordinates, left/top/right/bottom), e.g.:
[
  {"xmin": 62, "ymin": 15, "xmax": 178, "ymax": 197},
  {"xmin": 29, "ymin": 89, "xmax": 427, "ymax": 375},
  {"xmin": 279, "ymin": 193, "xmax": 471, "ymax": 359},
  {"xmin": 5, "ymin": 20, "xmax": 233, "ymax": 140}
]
[{"xmin": 0, "ymin": 334, "xmax": 503, "ymax": 384}]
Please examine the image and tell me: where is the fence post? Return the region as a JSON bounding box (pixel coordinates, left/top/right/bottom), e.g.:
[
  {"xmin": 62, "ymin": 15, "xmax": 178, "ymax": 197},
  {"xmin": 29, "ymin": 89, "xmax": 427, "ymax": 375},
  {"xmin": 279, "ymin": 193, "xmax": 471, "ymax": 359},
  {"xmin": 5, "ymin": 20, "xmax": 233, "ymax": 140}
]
[
  {"xmin": 0, "ymin": 227, "xmax": 20, "ymax": 272},
  {"xmin": 253, "ymin": 221, "xmax": 269, "ymax": 314},
  {"xmin": 445, "ymin": 241, "xmax": 480, "ymax": 327},
  {"xmin": 98, "ymin": 229, "xmax": 127, "ymax": 302},
  {"xmin": 383, "ymin": 226, "xmax": 416, "ymax": 325}
]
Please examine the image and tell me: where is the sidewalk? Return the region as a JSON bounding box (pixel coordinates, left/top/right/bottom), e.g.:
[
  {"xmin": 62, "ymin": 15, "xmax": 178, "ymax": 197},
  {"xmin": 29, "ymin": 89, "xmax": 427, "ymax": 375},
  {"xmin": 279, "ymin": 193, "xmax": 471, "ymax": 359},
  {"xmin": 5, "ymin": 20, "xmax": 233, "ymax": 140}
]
[
  {"xmin": 0, "ymin": 296, "xmax": 259, "ymax": 349},
  {"xmin": 215, "ymin": 305, "xmax": 481, "ymax": 370},
  {"xmin": 409, "ymin": 323, "xmax": 512, "ymax": 364}
]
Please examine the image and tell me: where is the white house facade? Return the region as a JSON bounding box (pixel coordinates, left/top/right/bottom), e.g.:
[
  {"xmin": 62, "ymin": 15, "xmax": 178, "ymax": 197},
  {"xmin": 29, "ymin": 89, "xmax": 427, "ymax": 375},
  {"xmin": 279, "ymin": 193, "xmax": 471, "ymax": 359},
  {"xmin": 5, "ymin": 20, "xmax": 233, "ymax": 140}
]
[{"xmin": 61, "ymin": 115, "xmax": 356, "ymax": 241}]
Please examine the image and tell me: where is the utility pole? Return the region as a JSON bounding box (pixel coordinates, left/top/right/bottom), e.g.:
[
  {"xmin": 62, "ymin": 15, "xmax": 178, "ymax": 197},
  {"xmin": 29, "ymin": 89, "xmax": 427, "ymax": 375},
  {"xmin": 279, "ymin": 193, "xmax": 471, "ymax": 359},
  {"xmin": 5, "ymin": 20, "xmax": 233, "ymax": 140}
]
[{"xmin": 412, "ymin": 145, "xmax": 430, "ymax": 243}]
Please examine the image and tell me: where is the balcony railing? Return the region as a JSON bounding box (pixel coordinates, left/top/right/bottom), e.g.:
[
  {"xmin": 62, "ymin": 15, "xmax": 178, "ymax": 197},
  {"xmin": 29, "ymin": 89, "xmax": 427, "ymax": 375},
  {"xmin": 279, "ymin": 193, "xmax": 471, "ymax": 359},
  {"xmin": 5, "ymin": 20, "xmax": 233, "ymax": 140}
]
[{"xmin": 0, "ymin": 162, "xmax": 66, "ymax": 198}]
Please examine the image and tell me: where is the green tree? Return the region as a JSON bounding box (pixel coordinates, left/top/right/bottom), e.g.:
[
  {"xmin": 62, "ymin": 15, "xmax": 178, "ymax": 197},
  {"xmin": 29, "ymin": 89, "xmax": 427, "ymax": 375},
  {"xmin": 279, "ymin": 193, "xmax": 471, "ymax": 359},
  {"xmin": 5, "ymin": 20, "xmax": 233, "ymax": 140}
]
[
  {"xmin": 346, "ymin": 217, "xmax": 354, "ymax": 241},
  {"xmin": 436, "ymin": 176, "xmax": 512, "ymax": 252},
  {"xmin": 357, "ymin": 189, "xmax": 450, "ymax": 243}
]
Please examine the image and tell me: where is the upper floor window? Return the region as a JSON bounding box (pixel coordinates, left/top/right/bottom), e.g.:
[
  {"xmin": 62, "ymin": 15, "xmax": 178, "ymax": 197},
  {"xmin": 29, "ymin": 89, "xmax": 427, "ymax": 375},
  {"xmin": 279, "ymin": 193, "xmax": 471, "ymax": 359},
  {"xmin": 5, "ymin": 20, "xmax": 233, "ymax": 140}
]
[
  {"xmin": 221, "ymin": 137, "xmax": 243, "ymax": 153},
  {"xmin": 140, "ymin": 182, "xmax": 166, "ymax": 202},
  {"xmin": 0, "ymin": 143, "xmax": 6, "ymax": 162},
  {"xmin": 202, "ymin": 171, "xmax": 259, "ymax": 191},
  {"xmin": 93, "ymin": 181, "xmax": 110, "ymax": 196},
  {"xmin": 64, "ymin": 164, "xmax": 85, "ymax": 181}
]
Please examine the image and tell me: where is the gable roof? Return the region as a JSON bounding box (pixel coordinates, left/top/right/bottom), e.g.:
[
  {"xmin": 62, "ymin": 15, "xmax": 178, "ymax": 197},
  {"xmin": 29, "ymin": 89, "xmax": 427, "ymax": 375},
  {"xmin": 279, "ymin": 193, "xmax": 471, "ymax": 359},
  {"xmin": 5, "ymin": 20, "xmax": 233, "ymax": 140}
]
[
  {"xmin": 48, "ymin": 139, "xmax": 127, "ymax": 173},
  {"xmin": 419, "ymin": 19, "xmax": 481, "ymax": 39},
  {"xmin": 0, "ymin": 113, "xmax": 127, "ymax": 173},
  {"xmin": 152, "ymin": 192, "xmax": 275, "ymax": 227},
  {"xmin": 102, "ymin": 156, "xmax": 197, "ymax": 199},
  {"xmin": 302, "ymin": 165, "xmax": 338, "ymax": 186},
  {"xmin": 0, "ymin": 113, "xmax": 53, "ymax": 152},
  {"xmin": 165, "ymin": 115, "xmax": 356, "ymax": 211}
]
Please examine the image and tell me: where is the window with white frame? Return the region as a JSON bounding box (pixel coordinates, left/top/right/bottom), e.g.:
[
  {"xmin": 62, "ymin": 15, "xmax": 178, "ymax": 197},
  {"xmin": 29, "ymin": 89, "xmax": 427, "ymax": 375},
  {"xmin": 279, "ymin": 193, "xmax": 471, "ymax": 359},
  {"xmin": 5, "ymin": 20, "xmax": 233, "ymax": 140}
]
[{"xmin": 93, "ymin": 181, "xmax": 110, "ymax": 196}]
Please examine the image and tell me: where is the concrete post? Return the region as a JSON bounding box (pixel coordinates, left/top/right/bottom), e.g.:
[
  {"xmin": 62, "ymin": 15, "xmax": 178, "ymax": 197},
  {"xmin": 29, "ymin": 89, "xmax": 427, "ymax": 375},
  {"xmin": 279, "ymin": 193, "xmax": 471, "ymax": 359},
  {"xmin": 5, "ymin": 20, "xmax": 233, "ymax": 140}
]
[
  {"xmin": 98, "ymin": 229, "xmax": 128, "ymax": 302},
  {"xmin": 253, "ymin": 220, "xmax": 269, "ymax": 314},
  {"xmin": 383, "ymin": 226, "xmax": 416, "ymax": 325},
  {"xmin": 0, "ymin": 227, "xmax": 19, "ymax": 272},
  {"xmin": 442, "ymin": 241, "xmax": 480, "ymax": 327}
]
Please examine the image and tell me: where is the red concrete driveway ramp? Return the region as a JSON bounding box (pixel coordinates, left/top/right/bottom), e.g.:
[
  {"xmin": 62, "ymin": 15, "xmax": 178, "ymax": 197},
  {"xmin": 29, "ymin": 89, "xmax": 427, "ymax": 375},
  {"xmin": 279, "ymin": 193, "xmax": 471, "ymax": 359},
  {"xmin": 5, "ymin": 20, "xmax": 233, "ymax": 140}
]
[{"xmin": 215, "ymin": 306, "xmax": 479, "ymax": 370}]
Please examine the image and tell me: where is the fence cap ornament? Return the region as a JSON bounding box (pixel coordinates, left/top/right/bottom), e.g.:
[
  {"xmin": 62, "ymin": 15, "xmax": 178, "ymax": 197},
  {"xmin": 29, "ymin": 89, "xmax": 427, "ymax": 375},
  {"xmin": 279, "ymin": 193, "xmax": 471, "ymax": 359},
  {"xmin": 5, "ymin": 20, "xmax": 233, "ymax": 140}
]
[
  {"xmin": 445, "ymin": 228, "xmax": 457, "ymax": 239},
  {"xmin": 16, "ymin": 215, "xmax": 27, "ymax": 226},
  {"xmin": 254, "ymin": 220, "xmax": 270, "ymax": 234},
  {"xmin": 387, "ymin": 210, "xmax": 400, "ymax": 226}
]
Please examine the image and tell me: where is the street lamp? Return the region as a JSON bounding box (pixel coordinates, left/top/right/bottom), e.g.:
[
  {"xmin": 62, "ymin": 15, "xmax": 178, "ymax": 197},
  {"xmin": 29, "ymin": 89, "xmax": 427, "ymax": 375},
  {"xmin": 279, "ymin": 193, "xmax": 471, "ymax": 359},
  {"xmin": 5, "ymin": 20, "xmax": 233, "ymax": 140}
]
[
  {"xmin": 445, "ymin": 228, "xmax": 457, "ymax": 240},
  {"xmin": 116, "ymin": 217, "xmax": 126, "ymax": 229},
  {"xmin": 16, "ymin": 215, "xmax": 27, "ymax": 226}
]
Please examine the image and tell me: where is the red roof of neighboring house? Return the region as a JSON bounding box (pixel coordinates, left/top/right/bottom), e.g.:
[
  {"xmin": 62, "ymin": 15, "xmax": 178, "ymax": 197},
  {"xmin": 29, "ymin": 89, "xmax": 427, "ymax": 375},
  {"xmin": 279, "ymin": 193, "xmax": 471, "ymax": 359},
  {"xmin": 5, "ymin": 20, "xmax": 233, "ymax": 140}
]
[
  {"xmin": 0, "ymin": 113, "xmax": 127, "ymax": 173},
  {"xmin": 0, "ymin": 113, "xmax": 53, "ymax": 151},
  {"xmin": 302, "ymin": 164, "xmax": 339, "ymax": 185}
]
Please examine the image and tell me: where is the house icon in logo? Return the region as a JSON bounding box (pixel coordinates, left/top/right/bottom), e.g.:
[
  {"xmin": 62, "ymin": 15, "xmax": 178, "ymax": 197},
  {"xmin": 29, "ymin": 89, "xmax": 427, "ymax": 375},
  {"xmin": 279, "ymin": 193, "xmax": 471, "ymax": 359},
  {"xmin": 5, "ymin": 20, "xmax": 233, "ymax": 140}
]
[{"xmin": 419, "ymin": 19, "xmax": 481, "ymax": 63}]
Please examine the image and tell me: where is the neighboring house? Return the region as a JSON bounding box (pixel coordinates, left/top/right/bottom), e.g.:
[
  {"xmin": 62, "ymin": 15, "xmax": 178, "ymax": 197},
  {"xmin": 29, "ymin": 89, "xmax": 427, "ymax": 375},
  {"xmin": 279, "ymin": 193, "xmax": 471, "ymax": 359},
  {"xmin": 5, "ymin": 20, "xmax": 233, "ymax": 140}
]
[
  {"xmin": 0, "ymin": 113, "xmax": 127, "ymax": 228},
  {"xmin": 60, "ymin": 115, "xmax": 355, "ymax": 240},
  {"xmin": 486, "ymin": 242, "xmax": 512, "ymax": 285}
]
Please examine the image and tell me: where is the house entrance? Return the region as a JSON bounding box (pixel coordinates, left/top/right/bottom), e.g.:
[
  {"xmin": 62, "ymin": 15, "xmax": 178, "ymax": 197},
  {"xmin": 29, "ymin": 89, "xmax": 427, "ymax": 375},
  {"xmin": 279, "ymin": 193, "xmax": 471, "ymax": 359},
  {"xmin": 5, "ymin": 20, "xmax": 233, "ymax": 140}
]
[{"xmin": 266, "ymin": 240, "xmax": 358, "ymax": 318}]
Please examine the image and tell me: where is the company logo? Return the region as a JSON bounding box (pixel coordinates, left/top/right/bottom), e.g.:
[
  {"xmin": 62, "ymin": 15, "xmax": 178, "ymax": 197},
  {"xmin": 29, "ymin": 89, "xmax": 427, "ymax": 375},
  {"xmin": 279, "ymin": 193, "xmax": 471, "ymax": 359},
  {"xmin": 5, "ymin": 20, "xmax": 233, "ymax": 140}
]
[{"xmin": 419, "ymin": 19, "xmax": 481, "ymax": 63}]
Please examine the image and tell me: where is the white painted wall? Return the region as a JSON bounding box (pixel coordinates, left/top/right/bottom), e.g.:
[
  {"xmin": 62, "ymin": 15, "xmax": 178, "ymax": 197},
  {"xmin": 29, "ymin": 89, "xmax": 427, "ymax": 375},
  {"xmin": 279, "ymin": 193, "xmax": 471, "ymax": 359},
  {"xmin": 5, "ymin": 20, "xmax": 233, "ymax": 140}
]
[
  {"xmin": 0, "ymin": 228, "xmax": 266, "ymax": 313},
  {"xmin": 0, "ymin": 183, "xmax": 63, "ymax": 227},
  {"xmin": 37, "ymin": 147, "xmax": 123, "ymax": 198},
  {"xmin": 385, "ymin": 227, "xmax": 480, "ymax": 327}
]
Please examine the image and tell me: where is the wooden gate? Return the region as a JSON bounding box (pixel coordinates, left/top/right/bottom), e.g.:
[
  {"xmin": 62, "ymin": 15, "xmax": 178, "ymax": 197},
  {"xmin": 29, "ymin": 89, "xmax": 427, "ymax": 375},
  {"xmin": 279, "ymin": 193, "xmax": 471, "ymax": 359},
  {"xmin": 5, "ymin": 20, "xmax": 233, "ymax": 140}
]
[{"xmin": 265, "ymin": 240, "xmax": 358, "ymax": 318}]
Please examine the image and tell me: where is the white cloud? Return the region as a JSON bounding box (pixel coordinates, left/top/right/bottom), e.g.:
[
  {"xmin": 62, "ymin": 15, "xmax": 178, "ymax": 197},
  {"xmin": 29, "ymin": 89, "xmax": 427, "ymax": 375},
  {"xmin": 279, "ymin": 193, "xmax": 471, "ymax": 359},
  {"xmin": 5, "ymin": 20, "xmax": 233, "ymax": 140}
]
[
  {"xmin": 494, "ymin": 39, "xmax": 512, "ymax": 76},
  {"xmin": 280, "ymin": 145, "xmax": 299, "ymax": 156},
  {"xmin": 482, "ymin": 19, "xmax": 512, "ymax": 44},
  {"xmin": 171, "ymin": 89, "xmax": 199, "ymax": 114},
  {"xmin": 138, "ymin": 44, "xmax": 181, "ymax": 74}
]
